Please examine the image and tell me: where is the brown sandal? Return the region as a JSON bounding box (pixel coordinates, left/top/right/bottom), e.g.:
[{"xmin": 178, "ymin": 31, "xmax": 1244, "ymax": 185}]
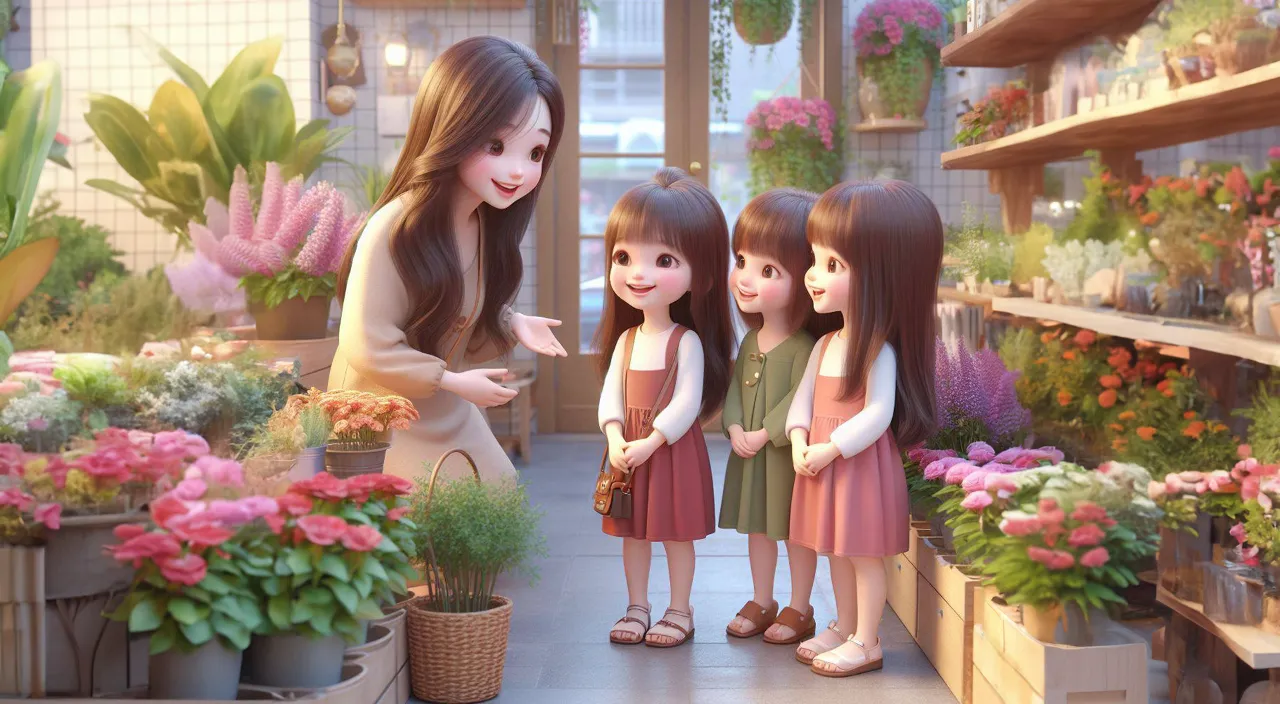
[
  {"xmin": 609, "ymin": 604, "xmax": 650, "ymax": 645},
  {"xmin": 727, "ymin": 600, "xmax": 779, "ymax": 639},
  {"xmin": 763, "ymin": 605, "xmax": 817, "ymax": 645},
  {"xmin": 645, "ymin": 607, "xmax": 695, "ymax": 648}
]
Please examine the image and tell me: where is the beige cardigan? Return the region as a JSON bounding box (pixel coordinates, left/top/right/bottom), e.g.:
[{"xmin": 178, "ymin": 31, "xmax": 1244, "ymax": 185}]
[{"xmin": 328, "ymin": 197, "xmax": 517, "ymax": 484}]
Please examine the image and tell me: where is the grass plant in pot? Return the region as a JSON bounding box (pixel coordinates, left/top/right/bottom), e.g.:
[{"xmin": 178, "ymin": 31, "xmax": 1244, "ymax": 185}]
[
  {"xmin": 104, "ymin": 455, "xmax": 270, "ymax": 700},
  {"xmin": 852, "ymin": 0, "xmax": 944, "ymax": 132},
  {"xmin": 745, "ymin": 96, "xmax": 842, "ymax": 197},
  {"xmin": 240, "ymin": 471, "xmax": 416, "ymax": 689},
  {"xmin": 187, "ymin": 162, "xmax": 364, "ymax": 341},
  {"xmin": 405, "ymin": 449, "xmax": 545, "ymax": 704}
]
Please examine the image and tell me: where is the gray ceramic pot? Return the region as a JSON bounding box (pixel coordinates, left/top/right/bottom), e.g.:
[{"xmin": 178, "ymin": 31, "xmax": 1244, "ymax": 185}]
[
  {"xmin": 243, "ymin": 633, "xmax": 346, "ymax": 688},
  {"xmin": 149, "ymin": 641, "xmax": 243, "ymax": 700}
]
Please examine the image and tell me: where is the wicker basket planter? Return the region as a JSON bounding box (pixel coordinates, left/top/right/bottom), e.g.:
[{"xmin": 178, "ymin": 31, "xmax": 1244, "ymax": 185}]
[{"xmin": 406, "ymin": 595, "xmax": 513, "ymax": 704}]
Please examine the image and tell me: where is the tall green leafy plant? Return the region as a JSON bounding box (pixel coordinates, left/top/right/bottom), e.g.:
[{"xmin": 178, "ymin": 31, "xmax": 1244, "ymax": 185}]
[{"xmin": 84, "ymin": 32, "xmax": 352, "ymax": 248}]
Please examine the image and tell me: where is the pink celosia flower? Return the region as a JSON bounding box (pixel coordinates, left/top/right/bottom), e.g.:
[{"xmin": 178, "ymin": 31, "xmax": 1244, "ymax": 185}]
[
  {"xmin": 1067, "ymin": 523, "xmax": 1106, "ymax": 548},
  {"xmin": 1080, "ymin": 547, "xmax": 1110, "ymax": 568},
  {"xmin": 961, "ymin": 491, "xmax": 993, "ymax": 511}
]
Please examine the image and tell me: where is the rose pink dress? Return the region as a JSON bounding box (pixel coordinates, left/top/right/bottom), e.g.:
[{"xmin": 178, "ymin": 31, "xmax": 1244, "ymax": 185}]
[
  {"xmin": 602, "ymin": 326, "xmax": 716, "ymax": 542},
  {"xmin": 788, "ymin": 334, "xmax": 909, "ymax": 557}
]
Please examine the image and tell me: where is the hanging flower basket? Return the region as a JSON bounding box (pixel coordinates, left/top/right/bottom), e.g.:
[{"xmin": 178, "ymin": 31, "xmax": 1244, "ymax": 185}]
[
  {"xmin": 852, "ymin": 0, "xmax": 945, "ymax": 132},
  {"xmin": 745, "ymin": 96, "xmax": 842, "ymax": 197},
  {"xmin": 732, "ymin": 0, "xmax": 795, "ymax": 46}
]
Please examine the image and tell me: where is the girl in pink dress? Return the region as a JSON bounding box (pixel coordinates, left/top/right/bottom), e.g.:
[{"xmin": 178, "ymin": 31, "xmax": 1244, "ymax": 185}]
[
  {"xmin": 595, "ymin": 167, "xmax": 734, "ymax": 648},
  {"xmin": 785, "ymin": 180, "xmax": 943, "ymax": 677}
]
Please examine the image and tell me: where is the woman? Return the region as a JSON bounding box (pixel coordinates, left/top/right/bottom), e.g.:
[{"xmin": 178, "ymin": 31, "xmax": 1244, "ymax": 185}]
[{"xmin": 331, "ymin": 36, "xmax": 567, "ymax": 483}]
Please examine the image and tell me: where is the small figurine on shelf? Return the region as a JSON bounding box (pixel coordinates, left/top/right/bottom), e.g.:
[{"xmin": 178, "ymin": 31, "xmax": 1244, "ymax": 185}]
[
  {"xmin": 594, "ymin": 167, "xmax": 734, "ymax": 648},
  {"xmin": 720, "ymin": 189, "xmax": 841, "ymax": 644},
  {"xmin": 785, "ymin": 180, "xmax": 944, "ymax": 677}
]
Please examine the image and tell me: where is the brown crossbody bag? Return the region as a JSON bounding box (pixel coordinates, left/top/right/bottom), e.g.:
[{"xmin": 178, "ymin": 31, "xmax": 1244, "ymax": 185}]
[{"xmin": 593, "ymin": 328, "xmax": 680, "ymax": 519}]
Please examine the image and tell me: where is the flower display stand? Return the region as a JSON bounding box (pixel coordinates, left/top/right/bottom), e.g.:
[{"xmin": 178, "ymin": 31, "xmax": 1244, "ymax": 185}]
[
  {"xmin": 915, "ymin": 530, "xmax": 983, "ymax": 704},
  {"xmin": 972, "ymin": 594, "xmax": 1148, "ymax": 704},
  {"xmin": 0, "ymin": 546, "xmax": 46, "ymax": 697},
  {"xmin": 371, "ymin": 605, "xmax": 412, "ymax": 704},
  {"xmin": 37, "ymin": 661, "xmax": 376, "ymax": 703},
  {"xmin": 885, "ymin": 521, "xmax": 931, "ymax": 639},
  {"xmin": 344, "ymin": 623, "xmax": 396, "ymax": 703}
]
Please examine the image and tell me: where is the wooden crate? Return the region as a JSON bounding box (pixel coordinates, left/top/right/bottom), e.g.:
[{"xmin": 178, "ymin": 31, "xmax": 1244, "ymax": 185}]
[
  {"xmin": 885, "ymin": 522, "xmax": 934, "ymax": 638},
  {"xmin": 974, "ymin": 594, "xmax": 1148, "ymax": 704},
  {"xmin": 914, "ymin": 532, "xmax": 983, "ymax": 704}
]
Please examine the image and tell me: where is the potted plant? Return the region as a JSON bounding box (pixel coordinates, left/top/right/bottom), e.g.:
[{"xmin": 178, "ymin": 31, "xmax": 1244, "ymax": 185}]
[
  {"xmin": 240, "ymin": 471, "xmax": 416, "ymax": 689},
  {"xmin": 708, "ymin": 0, "xmax": 816, "ymax": 120},
  {"xmin": 1160, "ymin": 0, "xmax": 1271, "ymax": 81},
  {"xmin": 744, "ymin": 96, "xmax": 842, "ymax": 196},
  {"xmin": 852, "ymin": 0, "xmax": 945, "ymax": 131},
  {"xmin": 105, "ymin": 456, "xmax": 272, "ymax": 700},
  {"xmin": 299, "ymin": 389, "xmax": 419, "ymax": 477},
  {"xmin": 405, "ymin": 450, "xmax": 545, "ymax": 704},
  {"xmin": 732, "ymin": 0, "xmax": 796, "ymax": 46},
  {"xmin": 952, "ymin": 81, "xmax": 1030, "ymax": 147},
  {"xmin": 188, "ymin": 163, "xmax": 363, "ymax": 341}
]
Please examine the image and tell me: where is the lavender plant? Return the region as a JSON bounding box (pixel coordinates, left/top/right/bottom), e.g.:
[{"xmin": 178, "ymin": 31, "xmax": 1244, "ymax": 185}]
[{"xmin": 933, "ymin": 338, "xmax": 1031, "ymax": 453}]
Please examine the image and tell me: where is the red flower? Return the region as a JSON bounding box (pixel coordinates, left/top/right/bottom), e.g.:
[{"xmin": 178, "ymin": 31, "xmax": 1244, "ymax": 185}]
[
  {"xmin": 34, "ymin": 503, "xmax": 61, "ymax": 530},
  {"xmin": 1070, "ymin": 502, "xmax": 1109, "ymax": 523},
  {"xmin": 387, "ymin": 506, "xmax": 409, "ymax": 522},
  {"xmin": 1067, "ymin": 523, "xmax": 1106, "ymax": 548},
  {"xmin": 1073, "ymin": 330, "xmax": 1097, "ymax": 348},
  {"xmin": 158, "ymin": 553, "xmax": 208, "ymax": 586},
  {"xmin": 1098, "ymin": 389, "xmax": 1118, "ymax": 409},
  {"xmin": 110, "ymin": 532, "xmax": 182, "ymax": 567},
  {"xmin": 168, "ymin": 513, "xmax": 235, "ymax": 549},
  {"xmin": 375, "ymin": 474, "xmax": 414, "ymax": 496},
  {"xmin": 264, "ymin": 512, "xmax": 286, "ymax": 535},
  {"xmin": 297, "ymin": 515, "xmax": 349, "ymax": 546},
  {"xmin": 289, "ymin": 473, "xmax": 348, "ymax": 501},
  {"xmin": 340, "ymin": 525, "xmax": 384, "ymax": 552},
  {"xmin": 1099, "ymin": 375, "xmax": 1123, "ymax": 389},
  {"xmin": 113, "ymin": 523, "xmax": 148, "ymax": 541},
  {"xmin": 149, "ymin": 494, "xmax": 190, "ymax": 530},
  {"xmin": 276, "ymin": 493, "xmax": 314, "ymax": 517},
  {"xmin": 1080, "ymin": 547, "xmax": 1110, "ymax": 568}
]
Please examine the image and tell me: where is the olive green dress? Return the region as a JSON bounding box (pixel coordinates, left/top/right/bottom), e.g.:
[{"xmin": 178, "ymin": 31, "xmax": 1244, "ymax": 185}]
[{"xmin": 719, "ymin": 329, "xmax": 816, "ymax": 540}]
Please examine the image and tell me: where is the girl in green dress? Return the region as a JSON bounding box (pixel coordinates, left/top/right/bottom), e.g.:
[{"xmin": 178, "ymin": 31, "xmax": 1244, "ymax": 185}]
[{"xmin": 722, "ymin": 189, "xmax": 839, "ymax": 643}]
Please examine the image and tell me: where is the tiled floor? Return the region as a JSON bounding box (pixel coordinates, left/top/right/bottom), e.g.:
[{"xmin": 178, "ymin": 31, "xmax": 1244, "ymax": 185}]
[{"xmin": 477, "ymin": 434, "xmax": 960, "ymax": 704}]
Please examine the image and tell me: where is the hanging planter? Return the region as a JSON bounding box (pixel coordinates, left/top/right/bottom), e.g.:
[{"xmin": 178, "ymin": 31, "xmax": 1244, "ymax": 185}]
[
  {"xmin": 745, "ymin": 96, "xmax": 842, "ymax": 197},
  {"xmin": 852, "ymin": 0, "xmax": 945, "ymax": 133},
  {"xmin": 732, "ymin": 0, "xmax": 795, "ymax": 46}
]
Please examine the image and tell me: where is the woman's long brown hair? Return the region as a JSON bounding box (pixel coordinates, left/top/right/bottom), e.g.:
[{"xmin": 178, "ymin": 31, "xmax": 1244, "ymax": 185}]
[
  {"xmin": 336, "ymin": 36, "xmax": 565, "ymax": 358},
  {"xmin": 731, "ymin": 188, "xmax": 840, "ymax": 340},
  {"xmin": 808, "ymin": 180, "xmax": 943, "ymax": 448},
  {"xmin": 592, "ymin": 167, "xmax": 734, "ymax": 421}
]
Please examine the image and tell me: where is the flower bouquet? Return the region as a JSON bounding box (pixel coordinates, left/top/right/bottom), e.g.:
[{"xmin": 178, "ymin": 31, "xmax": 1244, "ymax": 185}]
[
  {"xmin": 186, "ymin": 163, "xmax": 365, "ymax": 340},
  {"xmin": 744, "ymin": 96, "xmax": 842, "ymax": 197},
  {"xmin": 853, "ymin": 0, "xmax": 944, "ymax": 129}
]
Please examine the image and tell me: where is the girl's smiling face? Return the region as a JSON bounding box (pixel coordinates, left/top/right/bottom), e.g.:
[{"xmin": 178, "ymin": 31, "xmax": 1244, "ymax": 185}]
[
  {"xmin": 608, "ymin": 239, "xmax": 692, "ymax": 311},
  {"xmin": 730, "ymin": 251, "xmax": 794, "ymax": 316},
  {"xmin": 806, "ymin": 243, "xmax": 851, "ymax": 315}
]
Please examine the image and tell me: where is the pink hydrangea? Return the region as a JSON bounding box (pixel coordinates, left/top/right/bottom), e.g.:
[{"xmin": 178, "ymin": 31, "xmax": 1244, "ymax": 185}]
[
  {"xmin": 961, "ymin": 469, "xmax": 989, "ymax": 493},
  {"xmin": 983, "ymin": 473, "xmax": 1017, "ymax": 496},
  {"xmin": 961, "ymin": 491, "xmax": 993, "ymax": 511},
  {"xmin": 924, "ymin": 456, "xmax": 966, "ymax": 480},
  {"xmin": 944, "ymin": 462, "xmax": 983, "ymax": 485},
  {"xmin": 966, "ymin": 441, "xmax": 995, "ymax": 463}
]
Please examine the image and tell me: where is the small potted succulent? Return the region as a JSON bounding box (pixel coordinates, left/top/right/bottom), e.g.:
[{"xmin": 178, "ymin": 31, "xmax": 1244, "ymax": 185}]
[
  {"xmin": 853, "ymin": 0, "xmax": 945, "ymax": 131},
  {"xmin": 745, "ymin": 96, "xmax": 842, "ymax": 196}
]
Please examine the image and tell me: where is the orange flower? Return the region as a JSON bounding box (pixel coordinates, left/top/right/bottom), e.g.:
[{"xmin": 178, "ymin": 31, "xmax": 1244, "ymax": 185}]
[
  {"xmin": 1100, "ymin": 374, "xmax": 1123, "ymax": 389},
  {"xmin": 1098, "ymin": 389, "xmax": 1118, "ymax": 408},
  {"xmin": 1108, "ymin": 423, "xmax": 1125, "ymax": 433},
  {"xmin": 1183, "ymin": 421, "xmax": 1206, "ymax": 439},
  {"xmin": 1209, "ymin": 422, "xmax": 1228, "ymax": 433},
  {"xmin": 1063, "ymin": 350, "xmax": 1078, "ymax": 361},
  {"xmin": 1157, "ymin": 379, "xmax": 1175, "ymax": 397},
  {"xmin": 1140, "ymin": 212, "xmax": 1160, "ymax": 226},
  {"xmin": 1119, "ymin": 411, "xmax": 1137, "ymax": 421},
  {"xmin": 1183, "ymin": 410, "xmax": 1197, "ymax": 420},
  {"xmin": 1035, "ymin": 357, "xmax": 1049, "ymax": 365},
  {"xmin": 1112, "ymin": 437, "xmax": 1129, "ymax": 451},
  {"xmin": 1163, "ymin": 388, "xmax": 1176, "ymax": 398},
  {"xmin": 1057, "ymin": 390, "xmax": 1073, "ymax": 407},
  {"xmin": 1040, "ymin": 332, "xmax": 1055, "ymax": 344},
  {"xmin": 1198, "ymin": 232, "xmax": 1213, "ymax": 242},
  {"xmin": 1074, "ymin": 330, "xmax": 1097, "ymax": 348},
  {"xmin": 1136, "ymin": 427, "xmax": 1158, "ymax": 441}
]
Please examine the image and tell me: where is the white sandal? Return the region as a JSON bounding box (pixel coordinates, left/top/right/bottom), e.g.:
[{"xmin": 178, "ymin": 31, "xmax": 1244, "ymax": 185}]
[
  {"xmin": 795, "ymin": 621, "xmax": 848, "ymax": 665},
  {"xmin": 811, "ymin": 636, "xmax": 883, "ymax": 678}
]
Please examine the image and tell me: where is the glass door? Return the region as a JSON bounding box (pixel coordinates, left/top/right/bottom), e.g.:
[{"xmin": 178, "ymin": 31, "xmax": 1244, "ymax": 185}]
[{"xmin": 548, "ymin": 0, "xmax": 709, "ymax": 432}]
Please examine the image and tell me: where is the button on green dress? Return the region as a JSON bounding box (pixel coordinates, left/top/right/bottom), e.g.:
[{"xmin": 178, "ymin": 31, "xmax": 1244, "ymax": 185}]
[{"xmin": 718, "ymin": 328, "xmax": 816, "ymax": 540}]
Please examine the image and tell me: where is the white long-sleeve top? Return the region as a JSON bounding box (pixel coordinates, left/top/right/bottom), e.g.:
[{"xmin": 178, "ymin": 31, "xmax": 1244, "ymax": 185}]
[
  {"xmin": 784, "ymin": 333, "xmax": 897, "ymax": 459},
  {"xmin": 598, "ymin": 325, "xmax": 704, "ymax": 444}
]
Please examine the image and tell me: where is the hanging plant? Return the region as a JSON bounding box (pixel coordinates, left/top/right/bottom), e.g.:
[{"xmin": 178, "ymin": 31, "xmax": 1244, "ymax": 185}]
[
  {"xmin": 853, "ymin": 0, "xmax": 945, "ymax": 129},
  {"xmin": 733, "ymin": 0, "xmax": 796, "ymax": 46},
  {"xmin": 709, "ymin": 0, "xmax": 817, "ymax": 122},
  {"xmin": 745, "ymin": 96, "xmax": 842, "ymax": 196}
]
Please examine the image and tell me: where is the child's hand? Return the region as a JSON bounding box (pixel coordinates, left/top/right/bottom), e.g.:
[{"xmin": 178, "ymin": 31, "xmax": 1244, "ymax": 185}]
[
  {"xmin": 802, "ymin": 442, "xmax": 841, "ymax": 475},
  {"xmin": 622, "ymin": 433, "xmax": 665, "ymax": 469},
  {"xmin": 792, "ymin": 438, "xmax": 810, "ymax": 475},
  {"xmin": 728, "ymin": 425, "xmax": 752, "ymax": 458},
  {"xmin": 743, "ymin": 428, "xmax": 770, "ymax": 454},
  {"xmin": 608, "ymin": 440, "xmax": 630, "ymax": 472}
]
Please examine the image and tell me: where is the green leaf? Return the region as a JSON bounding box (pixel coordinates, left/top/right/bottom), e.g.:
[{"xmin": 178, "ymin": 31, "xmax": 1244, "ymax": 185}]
[
  {"xmin": 273, "ymin": 555, "xmax": 293, "ymax": 576},
  {"xmin": 0, "ymin": 61, "xmax": 62, "ymax": 254},
  {"xmin": 301, "ymin": 586, "xmax": 333, "ymax": 606},
  {"xmin": 319, "ymin": 554, "xmax": 350, "ymax": 581},
  {"xmin": 352, "ymin": 573, "xmax": 373, "ymax": 598},
  {"xmin": 354, "ymin": 598, "xmax": 384, "ymax": 621},
  {"xmin": 292, "ymin": 599, "xmax": 314, "ymax": 624},
  {"xmin": 167, "ymin": 597, "xmax": 200, "ymax": 625},
  {"xmin": 200, "ymin": 573, "xmax": 233, "ymax": 596},
  {"xmin": 330, "ymin": 581, "xmax": 359, "ymax": 615},
  {"xmin": 179, "ymin": 619, "xmax": 214, "ymax": 646},
  {"xmin": 83, "ymin": 93, "xmax": 162, "ymax": 187},
  {"xmin": 268, "ymin": 593, "xmax": 291, "ymax": 630},
  {"xmin": 225, "ymin": 75, "xmax": 296, "ymax": 164},
  {"xmin": 206, "ymin": 37, "xmax": 283, "ymax": 128},
  {"xmin": 286, "ymin": 547, "xmax": 313, "ymax": 576},
  {"xmin": 211, "ymin": 613, "xmax": 251, "ymax": 651},
  {"xmin": 149, "ymin": 621, "xmax": 177, "ymax": 655},
  {"xmin": 309, "ymin": 602, "xmax": 336, "ymax": 634},
  {"xmin": 130, "ymin": 27, "xmax": 210, "ymax": 100},
  {"xmin": 262, "ymin": 576, "xmax": 283, "ymax": 596},
  {"xmin": 148, "ymin": 80, "xmax": 214, "ymax": 160},
  {"xmin": 129, "ymin": 596, "xmax": 164, "ymax": 633}
]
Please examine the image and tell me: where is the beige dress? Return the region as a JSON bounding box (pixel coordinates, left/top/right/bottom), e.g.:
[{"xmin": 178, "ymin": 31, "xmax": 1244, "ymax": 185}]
[{"xmin": 328, "ymin": 196, "xmax": 517, "ymax": 484}]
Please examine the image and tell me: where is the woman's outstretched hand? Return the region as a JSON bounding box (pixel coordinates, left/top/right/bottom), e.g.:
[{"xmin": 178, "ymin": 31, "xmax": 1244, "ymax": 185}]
[
  {"xmin": 511, "ymin": 313, "xmax": 568, "ymax": 357},
  {"xmin": 441, "ymin": 368, "xmax": 518, "ymax": 408}
]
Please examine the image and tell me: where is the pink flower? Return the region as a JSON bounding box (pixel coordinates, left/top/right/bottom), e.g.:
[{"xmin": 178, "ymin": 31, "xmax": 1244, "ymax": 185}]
[
  {"xmin": 340, "ymin": 524, "xmax": 384, "ymax": 552},
  {"xmin": 206, "ymin": 500, "xmax": 254, "ymax": 526},
  {"xmin": 277, "ymin": 493, "xmax": 315, "ymax": 517},
  {"xmin": 983, "ymin": 473, "xmax": 1017, "ymax": 496},
  {"xmin": 34, "ymin": 503, "xmax": 61, "ymax": 530},
  {"xmin": 961, "ymin": 469, "xmax": 989, "ymax": 493},
  {"xmin": 192, "ymin": 456, "xmax": 244, "ymax": 487},
  {"xmin": 1241, "ymin": 443, "xmax": 1255, "ymax": 459},
  {"xmin": 1037, "ymin": 498, "xmax": 1066, "ymax": 527},
  {"xmin": 1206, "ymin": 470, "xmax": 1238, "ymax": 493},
  {"xmin": 0, "ymin": 488, "xmax": 34, "ymax": 510},
  {"xmin": 1080, "ymin": 547, "xmax": 1111, "ymax": 568},
  {"xmin": 297, "ymin": 514, "xmax": 349, "ymax": 546},
  {"xmin": 1027, "ymin": 546, "xmax": 1056, "ymax": 566},
  {"xmin": 172, "ymin": 477, "xmax": 207, "ymax": 502},
  {"xmin": 158, "ymin": 553, "xmax": 208, "ymax": 586},
  {"xmin": 944, "ymin": 462, "xmax": 982, "ymax": 485},
  {"xmin": 241, "ymin": 496, "xmax": 279, "ymax": 518},
  {"xmin": 961, "ymin": 491, "xmax": 993, "ymax": 511},
  {"xmin": 999, "ymin": 512, "xmax": 1042, "ymax": 536},
  {"xmin": 966, "ymin": 441, "xmax": 995, "ymax": 463},
  {"xmin": 1231, "ymin": 522, "xmax": 1248, "ymax": 544},
  {"xmin": 113, "ymin": 523, "xmax": 148, "ymax": 541},
  {"xmin": 167, "ymin": 512, "xmax": 235, "ymax": 549},
  {"xmin": 387, "ymin": 506, "xmax": 409, "ymax": 522},
  {"xmin": 1069, "ymin": 502, "xmax": 1109, "ymax": 524},
  {"xmin": 110, "ymin": 532, "xmax": 183, "ymax": 567},
  {"xmin": 1067, "ymin": 523, "xmax": 1106, "ymax": 548},
  {"xmin": 1047, "ymin": 550, "xmax": 1076, "ymax": 570},
  {"xmin": 1148, "ymin": 481, "xmax": 1167, "ymax": 500},
  {"xmin": 923, "ymin": 456, "xmax": 965, "ymax": 480},
  {"xmin": 290, "ymin": 473, "xmax": 348, "ymax": 501},
  {"xmin": 1270, "ymin": 147, "xmax": 1280, "ymax": 161}
]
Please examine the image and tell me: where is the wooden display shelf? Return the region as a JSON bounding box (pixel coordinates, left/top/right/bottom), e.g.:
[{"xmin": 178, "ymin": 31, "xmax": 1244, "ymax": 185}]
[
  {"xmin": 1157, "ymin": 587, "xmax": 1280, "ymax": 669},
  {"xmin": 938, "ymin": 286, "xmax": 995, "ymax": 308},
  {"xmin": 942, "ymin": 62, "xmax": 1280, "ymax": 171},
  {"xmin": 942, "ymin": 0, "xmax": 1159, "ymax": 68},
  {"xmin": 991, "ymin": 297, "xmax": 1280, "ymax": 367},
  {"xmin": 352, "ymin": 0, "xmax": 524, "ymax": 7}
]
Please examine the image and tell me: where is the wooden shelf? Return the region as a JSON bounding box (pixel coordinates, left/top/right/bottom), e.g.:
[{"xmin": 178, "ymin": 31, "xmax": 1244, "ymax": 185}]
[
  {"xmin": 853, "ymin": 118, "xmax": 928, "ymax": 134},
  {"xmin": 1158, "ymin": 588, "xmax": 1280, "ymax": 669},
  {"xmin": 991, "ymin": 297, "xmax": 1280, "ymax": 366},
  {"xmin": 942, "ymin": 62, "xmax": 1280, "ymax": 171},
  {"xmin": 938, "ymin": 286, "xmax": 994, "ymax": 308},
  {"xmin": 942, "ymin": 0, "xmax": 1159, "ymax": 68}
]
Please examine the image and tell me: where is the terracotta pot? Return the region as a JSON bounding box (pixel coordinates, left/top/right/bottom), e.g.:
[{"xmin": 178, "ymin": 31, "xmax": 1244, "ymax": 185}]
[
  {"xmin": 1021, "ymin": 602, "xmax": 1063, "ymax": 643},
  {"xmin": 732, "ymin": 0, "xmax": 794, "ymax": 46},
  {"xmin": 856, "ymin": 55, "xmax": 934, "ymax": 131},
  {"xmin": 250, "ymin": 295, "xmax": 332, "ymax": 341}
]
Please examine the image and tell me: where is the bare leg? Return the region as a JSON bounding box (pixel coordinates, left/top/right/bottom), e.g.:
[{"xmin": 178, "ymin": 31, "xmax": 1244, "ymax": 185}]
[
  {"xmin": 647, "ymin": 540, "xmax": 696, "ymax": 645},
  {"xmin": 812, "ymin": 556, "xmax": 887, "ymax": 675},
  {"xmin": 609, "ymin": 538, "xmax": 652, "ymax": 643},
  {"xmin": 728, "ymin": 534, "xmax": 778, "ymax": 635},
  {"xmin": 830, "ymin": 555, "xmax": 860, "ymax": 637},
  {"xmin": 765, "ymin": 540, "xmax": 817, "ymax": 641}
]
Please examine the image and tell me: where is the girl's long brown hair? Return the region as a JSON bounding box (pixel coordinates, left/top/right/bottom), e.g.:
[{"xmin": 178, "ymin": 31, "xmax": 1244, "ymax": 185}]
[
  {"xmin": 592, "ymin": 167, "xmax": 734, "ymax": 421},
  {"xmin": 731, "ymin": 188, "xmax": 840, "ymax": 340},
  {"xmin": 808, "ymin": 180, "xmax": 943, "ymax": 448},
  {"xmin": 336, "ymin": 36, "xmax": 565, "ymax": 358}
]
